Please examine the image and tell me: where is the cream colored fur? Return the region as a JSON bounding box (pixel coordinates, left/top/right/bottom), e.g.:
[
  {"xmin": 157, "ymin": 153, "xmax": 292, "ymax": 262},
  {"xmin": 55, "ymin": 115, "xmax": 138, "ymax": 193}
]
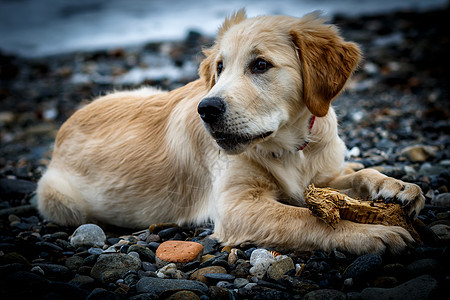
[{"xmin": 37, "ymin": 10, "xmax": 424, "ymax": 254}]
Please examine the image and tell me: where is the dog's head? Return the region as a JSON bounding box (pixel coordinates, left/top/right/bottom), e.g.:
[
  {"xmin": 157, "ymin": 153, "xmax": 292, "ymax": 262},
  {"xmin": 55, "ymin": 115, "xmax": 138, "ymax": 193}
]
[{"xmin": 198, "ymin": 10, "xmax": 361, "ymax": 154}]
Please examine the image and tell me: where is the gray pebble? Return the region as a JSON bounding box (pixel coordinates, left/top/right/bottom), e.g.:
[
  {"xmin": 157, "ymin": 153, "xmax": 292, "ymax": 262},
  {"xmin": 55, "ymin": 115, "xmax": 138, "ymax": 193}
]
[{"xmin": 70, "ymin": 224, "xmax": 106, "ymax": 248}]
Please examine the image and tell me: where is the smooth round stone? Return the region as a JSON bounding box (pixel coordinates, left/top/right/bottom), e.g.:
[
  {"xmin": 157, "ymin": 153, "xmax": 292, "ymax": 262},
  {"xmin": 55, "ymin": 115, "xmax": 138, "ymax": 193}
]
[{"xmin": 70, "ymin": 224, "xmax": 106, "ymax": 248}]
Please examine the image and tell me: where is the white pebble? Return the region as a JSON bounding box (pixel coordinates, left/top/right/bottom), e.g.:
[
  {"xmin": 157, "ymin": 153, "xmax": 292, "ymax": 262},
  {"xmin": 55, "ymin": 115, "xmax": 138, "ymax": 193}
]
[
  {"xmin": 156, "ymin": 262, "xmax": 177, "ymax": 278},
  {"xmin": 249, "ymin": 249, "xmax": 275, "ymax": 279}
]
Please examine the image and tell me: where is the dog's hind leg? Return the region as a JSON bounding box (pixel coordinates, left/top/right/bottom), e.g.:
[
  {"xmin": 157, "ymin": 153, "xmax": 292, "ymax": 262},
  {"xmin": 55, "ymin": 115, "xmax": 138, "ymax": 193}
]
[{"xmin": 37, "ymin": 168, "xmax": 88, "ymax": 226}]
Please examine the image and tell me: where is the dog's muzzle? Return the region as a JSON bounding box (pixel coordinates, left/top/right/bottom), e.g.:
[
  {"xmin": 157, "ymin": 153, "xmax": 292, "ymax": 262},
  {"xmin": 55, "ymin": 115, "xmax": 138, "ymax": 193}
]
[{"xmin": 197, "ymin": 97, "xmax": 226, "ymax": 124}]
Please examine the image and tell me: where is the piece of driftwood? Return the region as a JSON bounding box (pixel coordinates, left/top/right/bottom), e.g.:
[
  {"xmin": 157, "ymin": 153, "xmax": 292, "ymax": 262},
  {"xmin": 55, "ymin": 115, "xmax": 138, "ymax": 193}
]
[{"xmin": 304, "ymin": 184, "xmax": 420, "ymax": 241}]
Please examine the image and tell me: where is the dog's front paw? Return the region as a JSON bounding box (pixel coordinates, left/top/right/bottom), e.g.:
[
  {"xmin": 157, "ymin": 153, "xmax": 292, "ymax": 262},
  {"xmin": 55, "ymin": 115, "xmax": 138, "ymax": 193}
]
[
  {"xmin": 373, "ymin": 177, "xmax": 425, "ymax": 218},
  {"xmin": 339, "ymin": 221, "xmax": 414, "ymax": 255}
]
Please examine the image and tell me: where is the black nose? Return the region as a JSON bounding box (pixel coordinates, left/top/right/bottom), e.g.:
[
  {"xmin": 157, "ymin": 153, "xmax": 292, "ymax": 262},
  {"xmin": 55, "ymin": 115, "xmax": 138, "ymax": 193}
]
[{"xmin": 197, "ymin": 97, "xmax": 226, "ymax": 124}]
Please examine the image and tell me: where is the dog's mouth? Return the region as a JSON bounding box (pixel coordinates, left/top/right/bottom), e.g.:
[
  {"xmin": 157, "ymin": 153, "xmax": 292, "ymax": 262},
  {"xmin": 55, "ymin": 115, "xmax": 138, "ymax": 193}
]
[{"xmin": 213, "ymin": 131, "xmax": 273, "ymax": 153}]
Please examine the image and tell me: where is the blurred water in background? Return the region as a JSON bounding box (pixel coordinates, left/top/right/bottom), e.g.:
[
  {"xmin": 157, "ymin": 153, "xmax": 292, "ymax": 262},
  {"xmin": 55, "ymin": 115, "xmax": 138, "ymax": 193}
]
[{"xmin": 0, "ymin": 0, "xmax": 447, "ymax": 57}]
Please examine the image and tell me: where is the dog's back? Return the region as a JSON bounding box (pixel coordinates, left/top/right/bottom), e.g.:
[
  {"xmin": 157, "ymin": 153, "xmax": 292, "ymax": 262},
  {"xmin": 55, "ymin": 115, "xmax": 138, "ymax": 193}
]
[{"xmin": 37, "ymin": 81, "xmax": 215, "ymax": 228}]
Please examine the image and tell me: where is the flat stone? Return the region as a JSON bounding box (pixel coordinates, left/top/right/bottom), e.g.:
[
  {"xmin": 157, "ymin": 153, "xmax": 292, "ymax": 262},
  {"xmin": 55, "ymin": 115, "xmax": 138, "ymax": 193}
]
[
  {"xmin": 136, "ymin": 277, "xmax": 208, "ymax": 295},
  {"xmin": 155, "ymin": 241, "xmax": 203, "ymax": 268},
  {"xmin": 90, "ymin": 253, "xmax": 141, "ymax": 283},
  {"xmin": 203, "ymin": 272, "xmax": 235, "ymax": 282},
  {"xmin": 190, "ymin": 266, "xmax": 227, "ymax": 284},
  {"xmin": 360, "ymin": 275, "xmax": 438, "ymax": 300},
  {"xmin": 70, "ymin": 224, "xmax": 106, "ymax": 248}
]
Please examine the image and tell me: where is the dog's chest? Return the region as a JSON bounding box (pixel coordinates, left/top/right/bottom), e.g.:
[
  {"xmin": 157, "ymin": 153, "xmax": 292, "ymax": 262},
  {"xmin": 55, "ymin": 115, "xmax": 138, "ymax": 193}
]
[{"xmin": 268, "ymin": 153, "xmax": 311, "ymax": 203}]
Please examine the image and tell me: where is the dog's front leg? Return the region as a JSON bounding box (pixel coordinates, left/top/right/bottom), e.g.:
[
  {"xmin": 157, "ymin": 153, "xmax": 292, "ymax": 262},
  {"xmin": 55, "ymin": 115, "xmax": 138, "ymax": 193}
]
[
  {"xmin": 327, "ymin": 168, "xmax": 425, "ymax": 218},
  {"xmin": 212, "ymin": 165, "xmax": 413, "ymax": 255}
]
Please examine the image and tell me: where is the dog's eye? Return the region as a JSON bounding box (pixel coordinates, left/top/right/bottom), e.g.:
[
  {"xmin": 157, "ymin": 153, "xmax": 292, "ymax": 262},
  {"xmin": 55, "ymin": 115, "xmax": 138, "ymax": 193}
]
[
  {"xmin": 252, "ymin": 58, "xmax": 272, "ymax": 73},
  {"xmin": 217, "ymin": 61, "xmax": 223, "ymax": 75}
]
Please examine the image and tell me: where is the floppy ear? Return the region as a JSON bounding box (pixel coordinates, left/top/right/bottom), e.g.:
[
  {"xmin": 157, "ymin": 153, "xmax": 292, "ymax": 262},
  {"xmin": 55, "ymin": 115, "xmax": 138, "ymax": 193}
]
[
  {"xmin": 199, "ymin": 9, "xmax": 247, "ymax": 89},
  {"xmin": 290, "ymin": 13, "xmax": 361, "ymax": 117}
]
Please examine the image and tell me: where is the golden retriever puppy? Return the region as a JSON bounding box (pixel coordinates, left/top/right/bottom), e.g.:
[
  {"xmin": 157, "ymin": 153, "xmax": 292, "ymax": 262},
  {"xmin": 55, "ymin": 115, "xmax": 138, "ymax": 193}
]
[{"xmin": 37, "ymin": 10, "xmax": 424, "ymax": 254}]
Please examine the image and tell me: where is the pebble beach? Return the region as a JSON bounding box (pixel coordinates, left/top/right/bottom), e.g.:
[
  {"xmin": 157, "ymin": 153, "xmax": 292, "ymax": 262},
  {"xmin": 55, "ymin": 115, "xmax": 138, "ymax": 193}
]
[{"xmin": 1, "ymin": 5, "xmax": 449, "ymax": 300}]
